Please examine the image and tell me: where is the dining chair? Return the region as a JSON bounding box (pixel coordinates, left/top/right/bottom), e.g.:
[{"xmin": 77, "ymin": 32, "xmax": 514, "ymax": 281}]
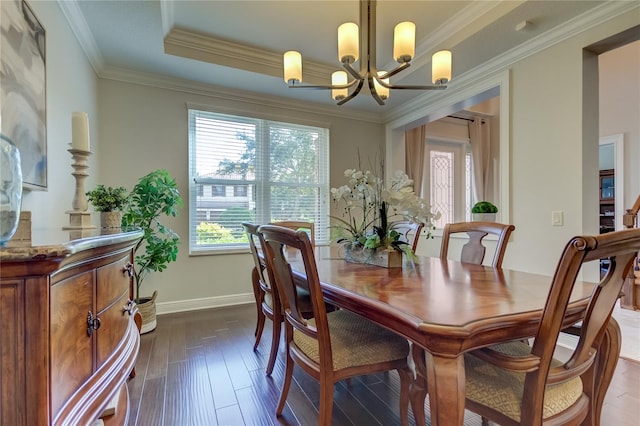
[
  {"xmin": 413, "ymin": 221, "xmax": 515, "ymax": 425},
  {"xmin": 391, "ymin": 220, "xmax": 425, "ymax": 253},
  {"xmin": 258, "ymin": 224, "xmax": 412, "ymax": 425},
  {"xmin": 243, "ymin": 222, "xmax": 315, "ymax": 376},
  {"xmin": 463, "ymin": 228, "xmax": 640, "ymax": 426},
  {"xmin": 440, "ymin": 221, "xmax": 515, "ymax": 268},
  {"xmin": 270, "ymin": 220, "xmax": 315, "ymax": 246},
  {"xmin": 243, "ymin": 222, "xmax": 283, "ymax": 376}
]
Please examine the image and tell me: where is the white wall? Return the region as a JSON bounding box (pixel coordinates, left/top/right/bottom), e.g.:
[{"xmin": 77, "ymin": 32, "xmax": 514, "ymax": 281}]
[
  {"xmin": 500, "ymin": 11, "xmax": 638, "ymax": 276},
  {"xmin": 19, "ymin": 1, "xmax": 99, "ymax": 230},
  {"xmin": 599, "ymin": 40, "xmax": 640, "ymax": 209},
  {"xmin": 417, "ymin": 8, "xmax": 638, "ymax": 277},
  {"xmin": 97, "ymin": 79, "xmax": 384, "ymax": 308}
]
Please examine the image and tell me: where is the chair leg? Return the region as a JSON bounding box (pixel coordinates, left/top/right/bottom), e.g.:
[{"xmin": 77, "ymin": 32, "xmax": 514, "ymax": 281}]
[
  {"xmin": 276, "ymin": 346, "xmax": 294, "ymax": 417},
  {"xmin": 409, "ymin": 345, "xmax": 428, "ymax": 426},
  {"xmin": 253, "ymin": 309, "xmax": 266, "ymax": 350},
  {"xmin": 318, "ymin": 379, "xmax": 335, "ymax": 426},
  {"xmin": 397, "ymin": 366, "xmax": 412, "ymax": 426},
  {"xmin": 265, "ymin": 318, "xmax": 281, "ymax": 376}
]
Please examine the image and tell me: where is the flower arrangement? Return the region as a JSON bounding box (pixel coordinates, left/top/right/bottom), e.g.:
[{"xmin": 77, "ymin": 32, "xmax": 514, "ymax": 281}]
[{"xmin": 330, "ymin": 168, "xmax": 440, "ymax": 257}]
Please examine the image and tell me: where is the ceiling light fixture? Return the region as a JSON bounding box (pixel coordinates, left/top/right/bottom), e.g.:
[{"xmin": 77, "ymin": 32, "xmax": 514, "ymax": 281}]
[{"xmin": 283, "ymin": 0, "xmax": 452, "ymax": 106}]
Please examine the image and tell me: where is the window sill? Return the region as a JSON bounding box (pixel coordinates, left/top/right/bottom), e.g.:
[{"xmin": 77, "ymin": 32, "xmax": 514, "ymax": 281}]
[{"xmin": 189, "ymin": 247, "xmax": 251, "ymax": 256}]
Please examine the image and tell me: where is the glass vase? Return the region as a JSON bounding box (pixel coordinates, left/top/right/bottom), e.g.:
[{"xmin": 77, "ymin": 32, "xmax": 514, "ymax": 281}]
[{"xmin": 0, "ymin": 134, "xmax": 23, "ymax": 245}]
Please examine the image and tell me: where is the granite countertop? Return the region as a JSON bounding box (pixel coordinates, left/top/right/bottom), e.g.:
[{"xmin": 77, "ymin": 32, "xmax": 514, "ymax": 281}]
[{"xmin": 0, "ymin": 227, "xmax": 143, "ymax": 261}]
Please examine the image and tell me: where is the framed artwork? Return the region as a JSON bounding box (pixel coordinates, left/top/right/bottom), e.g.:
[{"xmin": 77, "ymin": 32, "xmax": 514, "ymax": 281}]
[{"xmin": 1, "ymin": 0, "xmax": 47, "ymax": 189}]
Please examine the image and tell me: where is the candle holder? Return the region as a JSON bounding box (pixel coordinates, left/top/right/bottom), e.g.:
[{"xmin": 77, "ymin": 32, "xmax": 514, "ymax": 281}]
[{"xmin": 63, "ymin": 148, "xmax": 96, "ymax": 230}]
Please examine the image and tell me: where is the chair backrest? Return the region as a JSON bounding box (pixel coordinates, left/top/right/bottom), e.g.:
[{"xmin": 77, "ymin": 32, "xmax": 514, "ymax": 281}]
[
  {"xmin": 519, "ymin": 228, "xmax": 640, "ymax": 423},
  {"xmin": 258, "ymin": 224, "xmax": 333, "ymax": 370},
  {"xmin": 391, "ymin": 221, "xmax": 425, "ymax": 252},
  {"xmin": 270, "ymin": 221, "xmax": 315, "ymax": 246},
  {"xmin": 440, "ymin": 221, "xmax": 515, "ymax": 268},
  {"xmin": 243, "ymin": 222, "xmax": 280, "ymax": 311}
]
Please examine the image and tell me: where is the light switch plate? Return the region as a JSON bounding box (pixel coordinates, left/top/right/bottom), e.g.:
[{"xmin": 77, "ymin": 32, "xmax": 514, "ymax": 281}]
[{"xmin": 552, "ymin": 211, "xmax": 564, "ymax": 226}]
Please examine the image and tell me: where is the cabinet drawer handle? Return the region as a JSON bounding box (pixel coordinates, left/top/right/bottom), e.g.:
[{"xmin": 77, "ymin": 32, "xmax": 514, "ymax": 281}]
[
  {"xmin": 122, "ymin": 300, "xmax": 135, "ymax": 316},
  {"xmin": 87, "ymin": 311, "xmax": 101, "ymax": 336},
  {"xmin": 123, "ymin": 262, "xmax": 134, "ymax": 277}
]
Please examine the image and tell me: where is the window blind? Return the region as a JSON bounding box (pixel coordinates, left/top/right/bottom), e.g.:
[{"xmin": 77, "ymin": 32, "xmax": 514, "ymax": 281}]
[{"xmin": 188, "ymin": 109, "xmax": 329, "ymax": 253}]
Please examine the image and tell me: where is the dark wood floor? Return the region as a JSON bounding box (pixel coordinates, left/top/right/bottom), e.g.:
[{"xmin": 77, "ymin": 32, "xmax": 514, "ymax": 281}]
[{"xmin": 126, "ymin": 304, "xmax": 640, "ymax": 426}]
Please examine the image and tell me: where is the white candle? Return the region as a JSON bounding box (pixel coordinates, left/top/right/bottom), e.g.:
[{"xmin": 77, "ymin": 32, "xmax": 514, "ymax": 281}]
[{"xmin": 71, "ymin": 112, "xmax": 90, "ymax": 151}]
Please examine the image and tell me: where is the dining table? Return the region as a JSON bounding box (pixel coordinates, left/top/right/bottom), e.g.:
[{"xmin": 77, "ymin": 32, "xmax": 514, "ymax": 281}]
[{"xmin": 288, "ymin": 246, "xmax": 621, "ymax": 426}]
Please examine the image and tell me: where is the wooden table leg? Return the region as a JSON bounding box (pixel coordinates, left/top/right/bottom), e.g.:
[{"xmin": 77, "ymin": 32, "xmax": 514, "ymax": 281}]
[
  {"xmin": 410, "ymin": 344, "xmax": 428, "ymax": 426},
  {"xmin": 425, "ymin": 351, "xmax": 466, "ymax": 426}
]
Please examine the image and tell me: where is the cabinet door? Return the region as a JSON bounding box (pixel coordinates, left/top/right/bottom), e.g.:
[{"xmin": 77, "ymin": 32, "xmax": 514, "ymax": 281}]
[
  {"xmin": 50, "ymin": 270, "xmax": 94, "ymax": 415},
  {"xmin": 96, "ymin": 257, "xmax": 133, "ymax": 364},
  {"xmin": 96, "ymin": 255, "xmax": 131, "ymax": 312},
  {"xmin": 1, "ymin": 279, "xmax": 26, "ymax": 425}
]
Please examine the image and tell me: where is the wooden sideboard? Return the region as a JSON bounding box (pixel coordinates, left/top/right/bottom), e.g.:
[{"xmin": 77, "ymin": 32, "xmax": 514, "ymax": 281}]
[{"xmin": 0, "ymin": 228, "xmax": 143, "ymax": 426}]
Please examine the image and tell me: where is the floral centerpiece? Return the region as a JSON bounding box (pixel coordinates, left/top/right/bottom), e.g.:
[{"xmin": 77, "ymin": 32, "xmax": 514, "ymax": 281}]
[{"xmin": 331, "ymin": 168, "xmax": 440, "ymax": 266}]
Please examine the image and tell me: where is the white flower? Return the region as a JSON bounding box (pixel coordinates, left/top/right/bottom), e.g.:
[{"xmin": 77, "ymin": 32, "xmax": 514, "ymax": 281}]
[{"xmin": 331, "ymin": 167, "xmax": 438, "ymax": 251}]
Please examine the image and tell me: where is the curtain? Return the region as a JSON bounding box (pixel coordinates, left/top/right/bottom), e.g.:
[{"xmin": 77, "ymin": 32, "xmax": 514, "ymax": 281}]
[
  {"xmin": 405, "ymin": 125, "xmax": 426, "ymax": 195},
  {"xmin": 469, "ymin": 119, "xmax": 491, "ymax": 202}
]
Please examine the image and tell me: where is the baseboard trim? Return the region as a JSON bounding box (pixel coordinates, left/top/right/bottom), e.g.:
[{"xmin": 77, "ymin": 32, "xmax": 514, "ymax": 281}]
[
  {"xmin": 156, "ymin": 293, "xmax": 255, "ymax": 315},
  {"xmin": 557, "ymin": 332, "xmax": 579, "ymax": 350}
]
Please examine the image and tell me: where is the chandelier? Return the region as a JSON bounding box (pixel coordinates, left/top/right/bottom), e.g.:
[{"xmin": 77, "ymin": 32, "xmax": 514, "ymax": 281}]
[{"xmin": 283, "ymin": 0, "xmax": 452, "ymax": 106}]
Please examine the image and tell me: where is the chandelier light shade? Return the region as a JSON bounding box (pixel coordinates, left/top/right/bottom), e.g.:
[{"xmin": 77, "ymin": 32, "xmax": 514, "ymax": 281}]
[
  {"xmin": 338, "ymin": 22, "xmax": 359, "ymax": 63},
  {"xmin": 374, "ymin": 71, "xmax": 389, "ymax": 100},
  {"xmin": 393, "ymin": 22, "xmax": 415, "ymax": 63},
  {"xmin": 332, "ymin": 71, "xmax": 349, "ymax": 100},
  {"xmin": 283, "ymin": 50, "xmax": 302, "ymax": 84},
  {"xmin": 432, "ymin": 50, "xmax": 452, "ymax": 84},
  {"xmin": 283, "ymin": 0, "xmax": 451, "ymax": 105}
]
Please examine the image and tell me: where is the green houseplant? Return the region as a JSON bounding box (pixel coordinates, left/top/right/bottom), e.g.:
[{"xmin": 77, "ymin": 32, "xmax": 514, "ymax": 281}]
[
  {"xmin": 471, "ymin": 201, "xmax": 498, "ymax": 221},
  {"xmin": 121, "ymin": 169, "xmax": 183, "ymax": 333},
  {"xmin": 86, "ymin": 185, "xmax": 128, "ymax": 228}
]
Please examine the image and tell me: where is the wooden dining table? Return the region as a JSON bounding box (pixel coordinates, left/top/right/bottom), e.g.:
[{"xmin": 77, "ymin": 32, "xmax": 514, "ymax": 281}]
[{"xmin": 288, "ymin": 246, "xmax": 621, "ymax": 426}]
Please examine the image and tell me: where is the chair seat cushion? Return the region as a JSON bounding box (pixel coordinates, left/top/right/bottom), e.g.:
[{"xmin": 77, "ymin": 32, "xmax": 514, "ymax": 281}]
[
  {"xmin": 293, "ymin": 310, "xmax": 409, "ymax": 371},
  {"xmin": 465, "ymin": 341, "xmax": 583, "ymax": 422}
]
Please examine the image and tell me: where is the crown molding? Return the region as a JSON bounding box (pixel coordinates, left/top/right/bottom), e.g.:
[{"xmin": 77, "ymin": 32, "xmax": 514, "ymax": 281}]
[
  {"xmin": 160, "ymin": 0, "xmax": 174, "ymax": 39},
  {"xmin": 164, "ymin": 27, "xmax": 335, "ymax": 85},
  {"xmin": 387, "ymin": 0, "xmax": 525, "ymax": 78},
  {"xmin": 99, "ymin": 66, "xmax": 383, "ymax": 124},
  {"xmin": 384, "ymin": 0, "xmax": 639, "ymax": 122},
  {"xmin": 57, "ymin": 0, "xmax": 104, "ymax": 73}
]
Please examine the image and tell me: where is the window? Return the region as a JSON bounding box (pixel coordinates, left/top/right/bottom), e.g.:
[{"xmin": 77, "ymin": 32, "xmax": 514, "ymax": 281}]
[
  {"xmin": 425, "ymin": 140, "xmax": 473, "ymax": 228},
  {"xmin": 212, "ymin": 185, "xmax": 225, "ymax": 197},
  {"xmin": 188, "ymin": 109, "xmax": 330, "ymax": 253},
  {"xmin": 234, "ymin": 185, "xmax": 248, "ymax": 197}
]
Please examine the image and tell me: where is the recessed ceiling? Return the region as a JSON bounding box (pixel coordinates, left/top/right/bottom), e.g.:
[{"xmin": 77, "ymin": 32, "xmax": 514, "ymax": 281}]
[{"xmin": 69, "ymin": 0, "xmax": 614, "ymax": 114}]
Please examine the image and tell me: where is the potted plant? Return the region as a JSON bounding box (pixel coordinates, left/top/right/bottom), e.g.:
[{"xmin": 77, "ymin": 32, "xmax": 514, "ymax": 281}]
[
  {"xmin": 121, "ymin": 169, "xmax": 183, "ymax": 333},
  {"xmin": 471, "ymin": 201, "xmax": 498, "ymax": 222},
  {"xmin": 86, "ymin": 185, "xmax": 128, "ymax": 228}
]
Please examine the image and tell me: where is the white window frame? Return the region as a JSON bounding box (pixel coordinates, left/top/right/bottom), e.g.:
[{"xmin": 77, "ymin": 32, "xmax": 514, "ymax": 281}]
[{"xmin": 188, "ymin": 108, "xmax": 330, "ymax": 255}]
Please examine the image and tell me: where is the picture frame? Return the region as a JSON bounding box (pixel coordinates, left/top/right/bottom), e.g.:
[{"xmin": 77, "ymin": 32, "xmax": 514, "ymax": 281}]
[{"xmin": 0, "ymin": 0, "xmax": 47, "ymax": 190}]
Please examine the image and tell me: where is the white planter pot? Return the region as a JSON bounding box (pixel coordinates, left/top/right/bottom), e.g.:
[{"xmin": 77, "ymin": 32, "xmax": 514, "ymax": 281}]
[{"xmin": 472, "ymin": 213, "xmax": 497, "ymax": 222}]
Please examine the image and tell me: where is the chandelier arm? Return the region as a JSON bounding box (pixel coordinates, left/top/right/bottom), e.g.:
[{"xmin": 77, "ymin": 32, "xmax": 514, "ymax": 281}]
[
  {"xmin": 377, "ymin": 62, "xmax": 411, "ymax": 80},
  {"xmin": 367, "ymin": 75, "xmax": 385, "ymax": 105},
  {"xmin": 384, "ymin": 84, "xmax": 448, "ymax": 90},
  {"xmin": 342, "ymin": 62, "xmax": 366, "ymax": 81},
  {"xmin": 336, "ymin": 79, "xmax": 365, "ymax": 105},
  {"xmin": 287, "ymin": 80, "xmax": 359, "ymax": 90}
]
